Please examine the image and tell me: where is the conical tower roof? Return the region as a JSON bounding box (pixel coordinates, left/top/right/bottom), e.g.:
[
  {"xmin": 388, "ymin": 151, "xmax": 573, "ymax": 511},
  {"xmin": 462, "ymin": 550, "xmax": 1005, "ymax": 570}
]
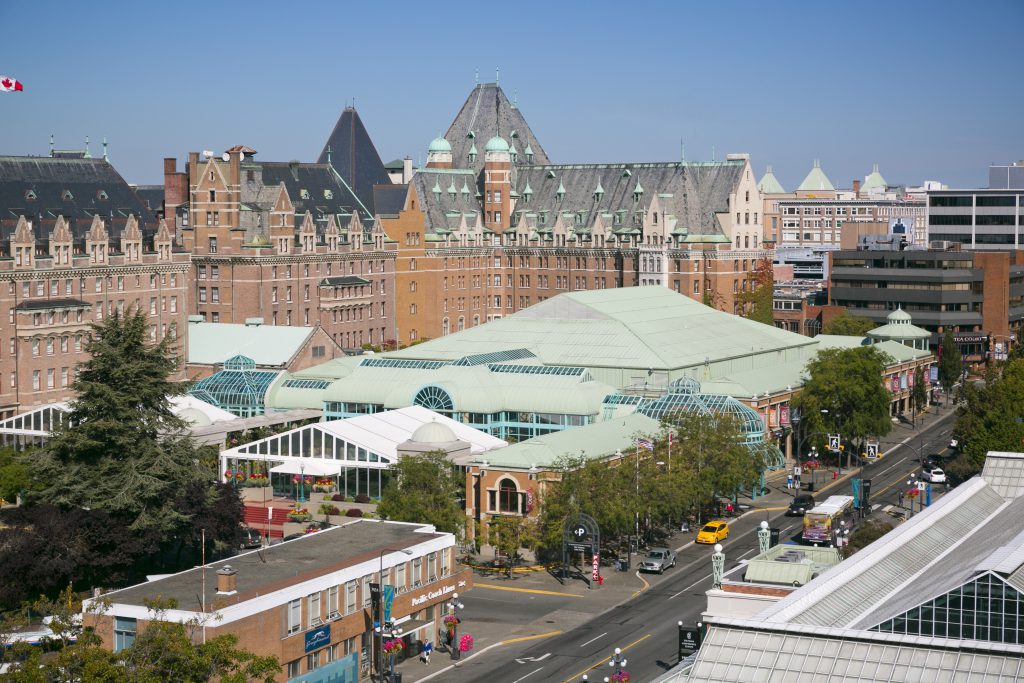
[
  {"xmin": 861, "ymin": 164, "xmax": 888, "ymax": 193},
  {"xmin": 758, "ymin": 165, "xmax": 785, "ymax": 194},
  {"xmin": 444, "ymin": 83, "xmax": 549, "ymax": 172},
  {"xmin": 317, "ymin": 107, "xmax": 390, "ymax": 213},
  {"xmin": 797, "ymin": 160, "xmax": 835, "ymax": 192}
]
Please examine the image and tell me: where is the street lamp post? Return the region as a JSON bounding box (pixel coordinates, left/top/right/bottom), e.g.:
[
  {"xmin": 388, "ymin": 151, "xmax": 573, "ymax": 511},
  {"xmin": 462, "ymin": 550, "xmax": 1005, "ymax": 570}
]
[
  {"xmin": 375, "ymin": 622, "xmax": 404, "ymax": 683},
  {"xmin": 757, "ymin": 521, "xmax": 770, "ymax": 555},
  {"xmin": 905, "ymin": 478, "xmax": 923, "ymax": 518},
  {"xmin": 447, "ymin": 591, "xmax": 465, "ymax": 660},
  {"xmin": 712, "ymin": 544, "xmax": 725, "ymax": 589},
  {"xmin": 608, "ymin": 647, "xmax": 627, "ymax": 678},
  {"xmin": 376, "ymin": 548, "xmax": 413, "ymax": 680}
]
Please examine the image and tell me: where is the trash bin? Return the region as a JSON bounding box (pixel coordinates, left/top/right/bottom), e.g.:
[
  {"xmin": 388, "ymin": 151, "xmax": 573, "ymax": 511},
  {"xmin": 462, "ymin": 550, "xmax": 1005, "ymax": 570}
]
[
  {"xmin": 618, "ymin": 558, "xmax": 630, "ymax": 572},
  {"xmin": 393, "ymin": 673, "xmax": 403, "ymax": 683},
  {"xmin": 805, "ymin": 482, "xmax": 815, "ymax": 492}
]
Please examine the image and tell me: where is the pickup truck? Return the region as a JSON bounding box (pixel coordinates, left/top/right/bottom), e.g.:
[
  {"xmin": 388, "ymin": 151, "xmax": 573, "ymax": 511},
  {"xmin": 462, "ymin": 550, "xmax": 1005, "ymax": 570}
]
[{"xmin": 638, "ymin": 547, "xmax": 677, "ymax": 574}]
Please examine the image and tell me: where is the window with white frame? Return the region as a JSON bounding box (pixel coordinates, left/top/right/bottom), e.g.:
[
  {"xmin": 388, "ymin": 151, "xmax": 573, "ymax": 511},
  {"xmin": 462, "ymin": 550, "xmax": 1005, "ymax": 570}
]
[
  {"xmin": 328, "ymin": 585, "xmax": 340, "ymax": 618},
  {"xmin": 308, "ymin": 591, "xmax": 321, "ymax": 627},
  {"xmin": 287, "ymin": 599, "xmax": 301, "ymax": 635},
  {"xmin": 345, "ymin": 581, "xmax": 356, "ymax": 614}
]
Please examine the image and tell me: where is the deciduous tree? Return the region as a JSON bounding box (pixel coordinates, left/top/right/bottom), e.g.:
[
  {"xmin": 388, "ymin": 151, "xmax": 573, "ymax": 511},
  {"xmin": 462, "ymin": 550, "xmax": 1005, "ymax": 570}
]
[
  {"xmin": 822, "ymin": 310, "xmax": 877, "ymax": 336},
  {"xmin": 950, "ymin": 358, "xmax": 1024, "ymax": 481},
  {"xmin": 938, "ymin": 329, "xmax": 963, "ymax": 400},
  {"xmin": 378, "ymin": 451, "xmax": 464, "ymax": 538},
  {"xmin": 739, "ymin": 257, "xmax": 774, "ymax": 326},
  {"xmin": 793, "ymin": 346, "xmax": 893, "ymax": 456}
]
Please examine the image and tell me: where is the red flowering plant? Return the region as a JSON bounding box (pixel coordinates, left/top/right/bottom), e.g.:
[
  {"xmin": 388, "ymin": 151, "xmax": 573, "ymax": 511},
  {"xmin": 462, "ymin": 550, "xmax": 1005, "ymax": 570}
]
[
  {"xmin": 287, "ymin": 507, "xmax": 311, "ymax": 522},
  {"xmin": 610, "ymin": 672, "xmax": 630, "ymax": 683},
  {"xmin": 458, "ymin": 634, "xmax": 473, "ymax": 652},
  {"xmin": 442, "ymin": 614, "xmax": 461, "ymax": 634},
  {"xmin": 243, "ymin": 471, "xmax": 269, "ymax": 488},
  {"xmin": 313, "ymin": 478, "xmax": 337, "ymax": 493},
  {"xmin": 382, "ymin": 638, "xmax": 404, "ymax": 656}
]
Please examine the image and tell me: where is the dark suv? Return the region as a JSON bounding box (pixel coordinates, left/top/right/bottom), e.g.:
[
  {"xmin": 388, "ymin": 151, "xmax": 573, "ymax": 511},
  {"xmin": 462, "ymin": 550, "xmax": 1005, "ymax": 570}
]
[
  {"xmin": 786, "ymin": 494, "xmax": 815, "ymax": 517},
  {"xmin": 240, "ymin": 527, "xmax": 262, "ymax": 549}
]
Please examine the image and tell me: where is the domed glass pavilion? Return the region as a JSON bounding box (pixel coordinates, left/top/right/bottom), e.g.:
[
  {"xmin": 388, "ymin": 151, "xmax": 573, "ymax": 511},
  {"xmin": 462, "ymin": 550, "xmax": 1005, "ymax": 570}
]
[{"xmin": 867, "ymin": 309, "xmax": 932, "ymax": 351}]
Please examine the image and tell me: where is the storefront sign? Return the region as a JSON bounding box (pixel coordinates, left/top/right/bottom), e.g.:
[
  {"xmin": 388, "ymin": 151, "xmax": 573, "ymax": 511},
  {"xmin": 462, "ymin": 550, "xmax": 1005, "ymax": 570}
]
[
  {"xmin": 410, "ymin": 583, "xmax": 459, "ymax": 606},
  {"xmin": 954, "ymin": 333, "xmax": 987, "ymax": 343},
  {"xmin": 591, "ymin": 553, "xmax": 600, "ymax": 581},
  {"xmin": 304, "ymin": 624, "xmax": 331, "ymax": 653},
  {"xmin": 679, "ymin": 624, "xmax": 703, "ymax": 655},
  {"xmin": 780, "ymin": 405, "xmax": 790, "ymax": 426}
]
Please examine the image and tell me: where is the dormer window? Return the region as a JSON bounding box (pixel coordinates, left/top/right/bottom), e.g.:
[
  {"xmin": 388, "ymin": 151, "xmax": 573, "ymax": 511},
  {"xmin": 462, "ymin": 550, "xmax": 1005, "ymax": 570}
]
[
  {"xmin": 24, "ymin": 190, "xmax": 36, "ymax": 201},
  {"xmin": 324, "ymin": 189, "xmax": 333, "ymax": 199},
  {"xmin": 97, "ymin": 190, "xmax": 108, "ymax": 201},
  {"xmin": 300, "ymin": 189, "xmax": 310, "ymax": 200},
  {"xmin": 61, "ymin": 190, "xmax": 73, "ymax": 201}
]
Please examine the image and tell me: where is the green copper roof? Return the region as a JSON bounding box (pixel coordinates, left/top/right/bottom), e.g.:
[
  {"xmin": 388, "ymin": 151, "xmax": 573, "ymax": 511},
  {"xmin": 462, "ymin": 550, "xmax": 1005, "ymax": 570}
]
[
  {"xmin": 468, "ymin": 143, "xmax": 477, "ymax": 157},
  {"xmin": 188, "ymin": 321, "xmax": 316, "ymax": 367},
  {"xmin": 594, "ymin": 179, "xmax": 604, "ymax": 197},
  {"xmin": 861, "ymin": 164, "xmax": 888, "ymax": 193},
  {"xmin": 461, "ymin": 179, "xmax": 471, "ymax": 195},
  {"xmin": 485, "ymin": 136, "xmax": 509, "ymax": 153},
  {"xmin": 798, "ymin": 160, "xmax": 835, "ymax": 192},
  {"xmin": 524, "ymin": 142, "xmax": 533, "ymax": 157},
  {"xmin": 428, "ymin": 136, "xmax": 451, "ymax": 153},
  {"xmin": 447, "ymin": 179, "xmax": 457, "ymax": 194},
  {"xmin": 556, "ymin": 180, "xmax": 565, "ymax": 197},
  {"xmin": 522, "ymin": 180, "xmax": 533, "ymax": 196},
  {"xmin": 633, "ymin": 179, "xmax": 644, "ymax": 194},
  {"xmin": 758, "ymin": 165, "xmax": 786, "ymax": 194}
]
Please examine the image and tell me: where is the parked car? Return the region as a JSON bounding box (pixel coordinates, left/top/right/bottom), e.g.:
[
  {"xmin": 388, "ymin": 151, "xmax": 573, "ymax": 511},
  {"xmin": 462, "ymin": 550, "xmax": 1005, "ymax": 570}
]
[
  {"xmin": 639, "ymin": 547, "xmax": 677, "ymax": 574},
  {"xmin": 240, "ymin": 527, "xmax": 262, "ymax": 549},
  {"xmin": 921, "ymin": 467, "xmax": 946, "ymax": 484},
  {"xmin": 786, "ymin": 494, "xmax": 815, "ymax": 517},
  {"xmin": 696, "ymin": 520, "xmax": 730, "ymax": 544}
]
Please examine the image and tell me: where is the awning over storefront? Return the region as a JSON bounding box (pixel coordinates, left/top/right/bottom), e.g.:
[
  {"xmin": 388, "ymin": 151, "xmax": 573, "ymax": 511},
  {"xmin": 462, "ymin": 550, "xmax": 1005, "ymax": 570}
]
[{"xmin": 269, "ymin": 459, "xmax": 343, "ymax": 477}]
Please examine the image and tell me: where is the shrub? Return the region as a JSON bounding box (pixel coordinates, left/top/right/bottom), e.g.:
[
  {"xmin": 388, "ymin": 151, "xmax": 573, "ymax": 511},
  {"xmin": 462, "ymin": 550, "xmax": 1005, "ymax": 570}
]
[
  {"xmin": 345, "ymin": 508, "xmax": 363, "ymax": 518},
  {"xmin": 354, "ymin": 494, "xmax": 371, "ymax": 504},
  {"xmin": 318, "ymin": 504, "xmax": 341, "ymax": 516},
  {"xmin": 331, "ymin": 493, "xmax": 346, "ymax": 502}
]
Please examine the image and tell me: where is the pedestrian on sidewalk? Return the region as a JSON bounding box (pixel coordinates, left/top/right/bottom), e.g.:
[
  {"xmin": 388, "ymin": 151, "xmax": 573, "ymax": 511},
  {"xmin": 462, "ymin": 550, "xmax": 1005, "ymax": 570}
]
[
  {"xmin": 898, "ymin": 489, "xmax": 905, "ymax": 508},
  {"xmin": 787, "ymin": 474, "xmax": 793, "ymax": 490},
  {"xmin": 421, "ymin": 641, "xmax": 432, "ymax": 664}
]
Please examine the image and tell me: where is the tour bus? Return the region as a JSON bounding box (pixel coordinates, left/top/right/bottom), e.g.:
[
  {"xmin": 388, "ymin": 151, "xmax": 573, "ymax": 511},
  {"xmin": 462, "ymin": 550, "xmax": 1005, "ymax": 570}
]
[{"xmin": 801, "ymin": 495, "xmax": 856, "ymax": 545}]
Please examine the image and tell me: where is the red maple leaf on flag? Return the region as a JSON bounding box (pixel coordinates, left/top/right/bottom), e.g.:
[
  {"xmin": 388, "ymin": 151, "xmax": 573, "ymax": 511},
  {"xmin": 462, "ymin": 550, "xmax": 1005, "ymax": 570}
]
[{"xmin": 0, "ymin": 78, "xmax": 11, "ymax": 88}]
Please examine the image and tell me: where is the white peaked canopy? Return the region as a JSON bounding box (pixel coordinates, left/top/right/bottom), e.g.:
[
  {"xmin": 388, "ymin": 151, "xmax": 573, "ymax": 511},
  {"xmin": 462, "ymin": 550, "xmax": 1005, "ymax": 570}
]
[{"xmin": 269, "ymin": 460, "xmax": 342, "ymax": 477}]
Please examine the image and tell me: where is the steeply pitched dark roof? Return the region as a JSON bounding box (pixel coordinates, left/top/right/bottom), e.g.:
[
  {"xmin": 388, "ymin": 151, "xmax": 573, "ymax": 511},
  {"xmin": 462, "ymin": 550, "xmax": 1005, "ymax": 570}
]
[
  {"xmin": 0, "ymin": 156, "xmax": 157, "ymax": 242},
  {"xmin": 317, "ymin": 107, "xmax": 391, "ymax": 215},
  {"xmin": 321, "ymin": 276, "xmax": 370, "ymax": 287},
  {"xmin": 131, "ymin": 184, "xmax": 164, "ymax": 214},
  {"xmin": 444, "ymin": 84, "xmax": 550, "ymax": 173},
  {"xmin": 372, "ymin": 184, "xmax": 408, "ymax": 217},
  {"xmin": 15, "ymin": 298, "xmax": 90, "ymax": 311}
]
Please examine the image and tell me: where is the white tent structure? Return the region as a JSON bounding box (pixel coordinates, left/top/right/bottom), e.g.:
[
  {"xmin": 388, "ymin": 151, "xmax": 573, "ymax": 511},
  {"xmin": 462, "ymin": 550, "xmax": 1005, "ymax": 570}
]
[
  {"xmin": 219, "ymin": 405, "xmax": 506, "ymax": 499},
  {"xmin": 0, "ymin": 397, "xmax": 237, "ymax": 449}
]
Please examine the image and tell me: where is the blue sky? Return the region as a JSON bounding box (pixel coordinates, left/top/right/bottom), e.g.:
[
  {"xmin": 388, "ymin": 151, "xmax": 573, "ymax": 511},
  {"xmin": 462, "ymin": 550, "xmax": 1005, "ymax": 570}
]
[{"xmin": 3, "ymin": 0, "xmax": 1021, "ymax": 188}]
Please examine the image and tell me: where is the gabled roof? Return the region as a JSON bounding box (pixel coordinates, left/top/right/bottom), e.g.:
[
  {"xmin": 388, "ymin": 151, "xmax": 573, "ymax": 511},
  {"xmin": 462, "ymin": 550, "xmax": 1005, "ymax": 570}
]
[
  {"xmin": 187, "ymin": 320, "xmax": 319, "ymax": 368},
  {"xmin": 797, "ymin": 160, "xmax": 835, "ymax": 192},
  {"xmin": 373, "ymin": 184, "xmax": 408, "ymax": 217},
  {"xmin": 317, "ymin": 107, "xmax": 391, "ymax": 214},
  {"xmin": 757, "ymin": 165, "xmax": 785, "ymax": 194},
  {"xmin": 444, "ymin": 83, "xmax": 550, "ymax": 172}
]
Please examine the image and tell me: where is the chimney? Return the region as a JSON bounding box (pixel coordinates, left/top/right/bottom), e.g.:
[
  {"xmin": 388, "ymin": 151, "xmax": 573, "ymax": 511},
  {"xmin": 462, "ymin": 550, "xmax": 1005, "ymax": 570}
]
[
  {"xmin": 403, "ymin": 157, "xmax": 413, "ymax": 184},
  {"xmin": 852, "ymin": 179, "xmax": 861, "ymax": 196},
  {"xmin": 216, "ymin": 565, "xmax": 238, "ymax": 595}
]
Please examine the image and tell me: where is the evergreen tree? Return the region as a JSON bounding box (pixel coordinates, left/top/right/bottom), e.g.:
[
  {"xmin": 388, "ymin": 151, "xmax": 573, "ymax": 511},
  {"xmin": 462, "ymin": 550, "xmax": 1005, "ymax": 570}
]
[
  {"xmin": 912, "ymin": 366, "xmax": 928, "ymax": 414},
  {"xmin": 950, "ymin": 358, "xmax": 1024, "ymax": 481},
  {"xmin": 938, "ymin": 329, "xmax": 963, "ymax": 401},
  {"xmin": 377, "ymin": 451, "xmax": 464, "ymax": 538},
  {"xmin": 32, "ymin": 310, "xmax": 221, "ymax": 543}
]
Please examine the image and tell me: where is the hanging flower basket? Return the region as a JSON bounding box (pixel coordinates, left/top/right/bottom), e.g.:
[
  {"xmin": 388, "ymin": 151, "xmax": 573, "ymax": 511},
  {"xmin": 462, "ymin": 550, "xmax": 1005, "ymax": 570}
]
[
  {"xmin": 382, "ymin": 638, "xmax": 405, "ymax": 657},
  {"xmin": 442, "ymin": 614, "xmax": 460, "ymax": 634},
  {"xmin": 287, "ymin": 508, "xmax": 311, "ymax": 522},
  {"xmin": 458, "ymin": 634, "xmax": 473, "ymax": 652},
  {"xmin": 610, "ymin": 672, "xmax": 630, "ymax": 683}
]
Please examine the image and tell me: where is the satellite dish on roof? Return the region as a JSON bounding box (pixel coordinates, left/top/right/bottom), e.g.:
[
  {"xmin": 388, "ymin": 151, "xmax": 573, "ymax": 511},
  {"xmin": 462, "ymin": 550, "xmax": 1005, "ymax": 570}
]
[{"xmin": 222, "ymin": 152, "xmax": 230, "ymax": 162}]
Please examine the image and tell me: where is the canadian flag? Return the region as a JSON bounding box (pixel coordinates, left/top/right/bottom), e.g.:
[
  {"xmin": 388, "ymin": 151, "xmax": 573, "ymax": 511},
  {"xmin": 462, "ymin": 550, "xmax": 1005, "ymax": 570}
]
[{"xmin": 0, "ymin": 76, "xmax": 24, "ymax": 92}]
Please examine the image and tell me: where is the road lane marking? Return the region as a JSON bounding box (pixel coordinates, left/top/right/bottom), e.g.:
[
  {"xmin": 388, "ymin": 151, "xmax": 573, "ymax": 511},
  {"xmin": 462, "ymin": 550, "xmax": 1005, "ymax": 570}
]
[
  {"xmin": 503, "ymin": 631, "xmax": 563, "ymax": 645},
  {"xmin": 670, "ymin": 573, "xmax": 712, "ymax": 599},
  {"xmin": 632, "ymin": 570, "xmax": 650, "ymax": 597},
  {"xmin": 737, "ymin": 548, "xmax": 757, "ymax": 559},
  {"xmin": 579, "ymin": 632, "xmax": 608, "ymax": 648},
  {"xmin": 561, "ymin": 633, "xmax": 652, "ymax": 683},
  {"xmin": 516, "ymin": 653, "xmax": 552, "ymax": 664},
  {"xmin": 512, "ymin": 667, "xmax": 544, "ymax": 682},
  {"xmin": 476, "ymin": 584, "xmax": 581, "ymax": 598}
]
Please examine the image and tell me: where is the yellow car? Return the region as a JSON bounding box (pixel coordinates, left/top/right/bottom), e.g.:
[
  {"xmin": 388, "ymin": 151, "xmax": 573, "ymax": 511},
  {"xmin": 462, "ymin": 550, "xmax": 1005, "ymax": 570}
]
[{"xmin": 696, "ymin": 521, "xmax": 730, "ymax": 544}]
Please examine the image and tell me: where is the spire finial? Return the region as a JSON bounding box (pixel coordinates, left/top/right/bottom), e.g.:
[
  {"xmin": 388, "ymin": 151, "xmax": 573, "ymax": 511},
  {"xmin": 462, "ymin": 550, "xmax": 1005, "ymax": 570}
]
[
  {"xmin": 711, "ymin": 145, "xmax": 715, "ymax": 162},
  {"xmin": 680, "ymin": 140, "xmax": 685, "ymax": 163},
  {"xmin": 84, "ymin": 136, "xmax": 91, "ymax": 159},
  {"xmin": 326, "ymin": 145, "xmax": 332, "ymax": 165},
  {"xmin": 102, "ymin": 136, "xmax": 108, "ymax": 162},
  {"xmin": 474, "ymin": 68, "xmax": 479, "ymax": 85},
  {"xmin": 49, "ymin": 134, "xmax": 54, "ymax": 156},
  {"xmin": 767, "ymin": 165, "xmax": 773, "ymax": 173},
  {"xmin": 513, "ymin": 88, "xmax": 518, "ymax": 108},
  {"xmin": 495, "ymin": 65, "xmax": 499, "ymax": 87}
]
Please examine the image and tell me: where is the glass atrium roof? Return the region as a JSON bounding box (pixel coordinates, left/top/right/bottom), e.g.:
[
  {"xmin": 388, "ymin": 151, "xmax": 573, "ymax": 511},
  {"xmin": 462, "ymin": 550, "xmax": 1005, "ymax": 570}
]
[{"xmin": 188, "ymin": 356, "xmax": 280, "ymax": 416}]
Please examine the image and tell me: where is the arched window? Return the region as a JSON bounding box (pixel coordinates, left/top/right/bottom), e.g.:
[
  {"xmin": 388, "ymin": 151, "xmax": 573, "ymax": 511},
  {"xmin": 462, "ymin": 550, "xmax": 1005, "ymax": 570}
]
[
  {"xmin": 413, "ymin": 385, "xmax": 453, "ymax": 413},
  {"xmin": 498, "ymin": 478, "xmax": 519, "ymax": 513},
  {"xmin": 442, "ymin": 318, "xmax": 450, "ymax": 336}
]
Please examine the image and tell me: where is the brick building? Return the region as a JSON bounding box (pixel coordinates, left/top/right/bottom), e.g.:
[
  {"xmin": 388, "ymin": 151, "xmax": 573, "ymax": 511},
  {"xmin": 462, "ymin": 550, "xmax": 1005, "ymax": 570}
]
[
  {"xmin": 383, "ymin": 83, "xmax": 768, "ymax": 343},
  {"xmin": 85, "ymin": 519, "xmax": 470, "ymax": 683},
  {"xmin": 0, "ymin": 151, "xmax": 190, "ymax": 417},
  {"xmin": 164, "ymin": 127, "xmax": 397, "ymax": 351}
]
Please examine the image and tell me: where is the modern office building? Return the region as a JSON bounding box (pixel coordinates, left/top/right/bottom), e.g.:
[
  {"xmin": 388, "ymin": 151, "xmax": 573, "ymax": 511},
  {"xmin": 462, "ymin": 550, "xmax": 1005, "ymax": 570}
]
[
  {"xmin": 657, "ymin": 451, "xmax": 1024, "ymax": 682},
  {"xmin": 989, "ymin": 160, "xmax": 1024, "ymax": 190},
  {"xmin": 0, "ymin": 148, "xmax": 190, "ymax": 417},
  {"xmin": 927, "ymin": 187, "xmax": 1024, "ymax": 249},
  {"xmin": 830, "ymin": 242, "xmax": 1024, "ymax": 358},
  {"xmin": 85, "ymin": 519, "xmax": 470, "ymax": 683}
]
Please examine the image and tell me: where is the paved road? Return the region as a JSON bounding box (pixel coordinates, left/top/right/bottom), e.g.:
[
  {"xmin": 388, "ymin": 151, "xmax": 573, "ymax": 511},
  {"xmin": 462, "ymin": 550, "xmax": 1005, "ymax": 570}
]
[{"xmin": 429, "ymin": 412, "xmax": 957, "ymax": 683}]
